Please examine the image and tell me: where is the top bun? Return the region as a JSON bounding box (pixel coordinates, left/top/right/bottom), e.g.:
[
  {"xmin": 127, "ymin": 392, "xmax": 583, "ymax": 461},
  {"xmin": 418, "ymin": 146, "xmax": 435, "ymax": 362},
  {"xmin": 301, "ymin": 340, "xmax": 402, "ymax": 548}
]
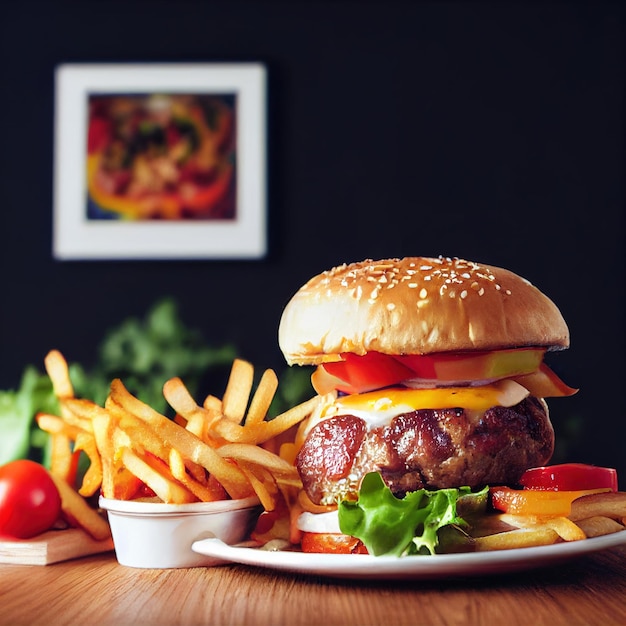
[{"xmin": 278, "ymin": 256, "xmax": 570, "ymax": 365}]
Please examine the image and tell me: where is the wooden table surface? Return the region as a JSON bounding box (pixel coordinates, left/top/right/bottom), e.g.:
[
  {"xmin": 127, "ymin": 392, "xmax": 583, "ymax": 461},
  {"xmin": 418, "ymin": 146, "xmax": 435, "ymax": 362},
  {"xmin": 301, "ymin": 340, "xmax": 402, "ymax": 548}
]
[{"xmin": 1, "ymin": 545, "xmax": 625, "ymax": 626}]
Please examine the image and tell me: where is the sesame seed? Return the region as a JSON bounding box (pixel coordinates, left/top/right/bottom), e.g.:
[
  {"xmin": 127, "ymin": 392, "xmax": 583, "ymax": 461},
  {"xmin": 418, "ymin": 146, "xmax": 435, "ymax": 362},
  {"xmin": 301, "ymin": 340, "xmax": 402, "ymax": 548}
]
[
  {"xmin": 460, "ymin": 290, "xmax": 468, "ymax": 299},
  {"xmin": 419, "ymin": 288, "xmax": 428, "ymax": 299}
]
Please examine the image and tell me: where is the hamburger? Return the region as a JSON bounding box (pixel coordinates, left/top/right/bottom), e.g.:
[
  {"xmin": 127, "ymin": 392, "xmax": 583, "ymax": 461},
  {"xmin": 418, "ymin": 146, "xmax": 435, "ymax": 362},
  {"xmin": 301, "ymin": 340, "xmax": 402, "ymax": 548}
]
[{"xmin": 278, "ymin": 256, "xmax": 577, "ymax": 555}]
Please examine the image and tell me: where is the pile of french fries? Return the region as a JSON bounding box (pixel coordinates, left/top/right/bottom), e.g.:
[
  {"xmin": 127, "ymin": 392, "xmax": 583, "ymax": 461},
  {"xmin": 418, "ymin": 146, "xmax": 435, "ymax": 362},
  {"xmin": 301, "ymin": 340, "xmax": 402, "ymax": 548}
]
[{"xmin": 37, "ymin": 350, "xmax": 326, "ymax": 522}]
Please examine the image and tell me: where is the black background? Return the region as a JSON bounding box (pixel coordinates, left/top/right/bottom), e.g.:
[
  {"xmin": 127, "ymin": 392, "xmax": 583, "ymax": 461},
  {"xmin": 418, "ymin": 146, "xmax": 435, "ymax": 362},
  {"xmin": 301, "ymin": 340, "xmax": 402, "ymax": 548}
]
[{"xmin": 1, "ymin": 2, "xmax": 624, "ymax": 476}]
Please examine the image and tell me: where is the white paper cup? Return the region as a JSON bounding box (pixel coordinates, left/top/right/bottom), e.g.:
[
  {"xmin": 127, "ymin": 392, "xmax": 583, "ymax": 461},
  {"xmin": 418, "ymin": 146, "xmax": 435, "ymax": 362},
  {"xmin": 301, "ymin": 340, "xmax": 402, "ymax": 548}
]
[{"xmin": 99, "ymin": 495, "xmax": 262, "ymax": 568}]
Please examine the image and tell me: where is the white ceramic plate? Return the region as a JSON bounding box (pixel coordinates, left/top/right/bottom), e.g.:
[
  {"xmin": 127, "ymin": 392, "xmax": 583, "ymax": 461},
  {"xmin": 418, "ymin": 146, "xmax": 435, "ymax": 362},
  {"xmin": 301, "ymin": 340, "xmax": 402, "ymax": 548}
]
[{"xmin": 192, "ymin": 531, "xmax": 626, "ymax": 580}]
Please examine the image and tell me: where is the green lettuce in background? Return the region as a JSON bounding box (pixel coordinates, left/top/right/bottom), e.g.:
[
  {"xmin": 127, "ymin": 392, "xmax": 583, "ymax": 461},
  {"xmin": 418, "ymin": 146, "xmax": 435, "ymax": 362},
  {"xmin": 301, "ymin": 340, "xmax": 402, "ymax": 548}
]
[
  {"xmin": 0, "ymin": 298, "xmax": 314, "ymax": 467},
  {"xmin": 0, "ymin": 367, "xmax": 60, "ymax": 465}
]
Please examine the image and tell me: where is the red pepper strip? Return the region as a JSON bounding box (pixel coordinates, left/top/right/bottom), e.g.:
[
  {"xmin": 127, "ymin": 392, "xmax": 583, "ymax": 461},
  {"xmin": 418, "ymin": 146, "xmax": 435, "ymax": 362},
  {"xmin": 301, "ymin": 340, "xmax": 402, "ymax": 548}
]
[{"xmin": 519, "ymin": 463, "xmax": 618, "ymax": 492}]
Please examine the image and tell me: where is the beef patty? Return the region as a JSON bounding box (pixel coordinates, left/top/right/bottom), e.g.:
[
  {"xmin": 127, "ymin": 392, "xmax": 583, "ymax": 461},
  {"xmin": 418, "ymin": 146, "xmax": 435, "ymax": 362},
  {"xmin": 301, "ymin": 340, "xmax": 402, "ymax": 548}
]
[{"xmin": 296, "ymin": 396, "xmax": 554, "ymax": 506}]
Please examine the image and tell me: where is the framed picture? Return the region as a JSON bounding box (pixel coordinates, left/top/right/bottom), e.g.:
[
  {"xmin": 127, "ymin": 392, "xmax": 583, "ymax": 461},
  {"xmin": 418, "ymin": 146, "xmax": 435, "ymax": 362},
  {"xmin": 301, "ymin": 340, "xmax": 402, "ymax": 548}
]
[{"xmin": 53, "ymin": 63, "xmax": 267, "ymax": 260}]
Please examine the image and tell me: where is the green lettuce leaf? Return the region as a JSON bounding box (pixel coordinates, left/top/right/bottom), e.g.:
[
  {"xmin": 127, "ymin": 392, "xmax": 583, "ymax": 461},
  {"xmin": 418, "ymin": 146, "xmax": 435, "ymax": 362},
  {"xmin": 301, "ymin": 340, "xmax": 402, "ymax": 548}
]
[
  {"xmin": 338, "ymin": 472, "xmax": 487, "ymax": 556},
  {"xmin": 0, "ymin": 367, "xmax": 59, "ymax": 466}
]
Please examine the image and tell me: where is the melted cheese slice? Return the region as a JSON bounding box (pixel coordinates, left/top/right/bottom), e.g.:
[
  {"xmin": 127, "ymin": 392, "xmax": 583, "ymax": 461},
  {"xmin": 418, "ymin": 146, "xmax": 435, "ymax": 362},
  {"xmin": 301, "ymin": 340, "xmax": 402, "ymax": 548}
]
[{"xmin": 311, "ymin": 379, "xmax": 530, "ymax": 432}]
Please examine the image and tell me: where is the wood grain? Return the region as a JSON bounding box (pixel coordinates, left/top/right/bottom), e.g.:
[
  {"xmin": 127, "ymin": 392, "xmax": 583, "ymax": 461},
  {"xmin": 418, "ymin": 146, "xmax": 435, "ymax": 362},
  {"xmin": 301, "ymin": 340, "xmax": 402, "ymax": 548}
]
[
  {"xmin": 0, "ymin": 546, "xmax": 624, "ymax": 625},
  {"xmin": 0, "ymin": 528, "xmax": 114, "ymax": 565}
]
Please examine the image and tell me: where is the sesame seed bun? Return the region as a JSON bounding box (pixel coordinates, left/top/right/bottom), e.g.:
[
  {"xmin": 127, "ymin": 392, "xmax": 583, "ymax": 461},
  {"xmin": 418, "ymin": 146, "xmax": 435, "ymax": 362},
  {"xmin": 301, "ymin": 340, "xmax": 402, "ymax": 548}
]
[{"xmin": 278, "ymin": 256, "xmax": 570, "ymax": 365}]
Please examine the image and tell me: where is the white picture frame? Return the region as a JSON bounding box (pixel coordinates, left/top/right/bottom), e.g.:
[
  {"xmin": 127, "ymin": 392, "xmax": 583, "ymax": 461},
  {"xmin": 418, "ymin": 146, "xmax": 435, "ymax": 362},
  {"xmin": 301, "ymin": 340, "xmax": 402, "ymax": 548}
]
[{"xmin": 53, "ymin": 63, "xmax": 267, "ymax": 260}]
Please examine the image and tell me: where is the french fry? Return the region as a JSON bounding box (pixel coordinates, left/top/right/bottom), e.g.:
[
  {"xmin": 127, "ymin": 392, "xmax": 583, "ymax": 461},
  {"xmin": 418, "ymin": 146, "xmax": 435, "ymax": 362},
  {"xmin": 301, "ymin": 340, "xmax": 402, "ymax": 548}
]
[
  {"xmin": 111, "ymin": 406, "xmax": 171, "ymax": 462},
  {"xmin": 49, "ymin": 433, "xmax": 78, "ymax": 484},
  {"xmin": 64, "ymin": 397, "xmax": 110, "ymax": 421},
  {"xmin": 474, "ymin": 526, "xmax": 560, "ymax": 551},
  {"xmin": 91, "ymin": 412, "xmax": 115, "ymax": 499},
  {"xmin": 217, "ymin": 443, "xmax": 301, "ymax": 479},
  {"xmin": 213, "ymin": 395, "xmax": 325, "ymax": 444},
  {"xmin": 222, "ymin": 359, "xmax": 254, "ymax": 422},
  {"xmin": 58, "ymin": 398, "xmax": 100, "ymax": 433},
  {"xmin": 44, "ymin": 350, "xmax": 74, "ymax": 400},
  {"xmin": 108, "ymin": 379, "xmax": 251, "ymax": 499},
  {"xmin": 500, "ymin": 514, "xmax": 586, "ymax": 542},
  {"xmin": 92, "ymin": 411, "xmax": 140, "ymax": 500},
  {"xmin": 163, "ymin": 377, "xmax": 222, "ymax": 445},
  {"xmin": 543, "ymin": 517, "xmax": 586, "ymax": 541},
  {"xmin": 168, "ymin": 449, "xmax": 222, "ymax": 502},
  {"xmin": 184, "ymin": 413, "xmax": 205, "ymax": 438},
  {"xmin": 36, "ymin": 413, "xmax": 86, "ymax": 440},
  {"xmin": 245, "ymin": 369, "xmax": 279, "ymax": 425},
  {"xmin": 574, "ymin": 516, "xmax": 625, "ymax": 538},
  {"xmin": 74, "ymin": 432, "xmax": 103, "ymax": 497},
  {"xmin": 120, "ymin": 447, "xmax": 196, "ymax": 504},
  {"xmin": 163, "ymin": 377, "xmax": 203, "ymax": 417},
  {"xmin": 569, "ymin": 492, "xmax": 626, "ymax": 522},
  {"xmin": 203, "ymin": 394, "xmax": 223, "ymax": 412},
  {"xmin": 237, "ymin": 463, "xmax": 278, "ymax": 511},
  {"xmin": 49, "ymin": 472, "xmax": 111, "ymax": 540}
]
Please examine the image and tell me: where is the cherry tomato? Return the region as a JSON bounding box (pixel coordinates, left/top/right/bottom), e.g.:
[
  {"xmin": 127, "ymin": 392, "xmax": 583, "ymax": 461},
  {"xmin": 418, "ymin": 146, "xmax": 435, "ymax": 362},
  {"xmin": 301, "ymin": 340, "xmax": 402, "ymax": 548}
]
[
  {"xmin": 519, "ymin": 464, "xmax": 618, "ymax": 492},
  {"xmin": 0, "ymin": 460, "xmax": 62, "ymax": 539},
  {"xmin": 490, "ymin": 486, "xmax": 609, "ymax": 517}
]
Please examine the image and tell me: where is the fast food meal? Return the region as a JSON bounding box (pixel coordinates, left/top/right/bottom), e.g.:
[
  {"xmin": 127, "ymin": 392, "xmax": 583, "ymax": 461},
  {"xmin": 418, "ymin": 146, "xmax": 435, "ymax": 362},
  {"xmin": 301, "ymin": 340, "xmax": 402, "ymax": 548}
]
[
  {"xmin": 26, "ymin": 274, "xmax": 625, "ymax": 562},
  {"xmin": 277, "ymin": 256, "xmax": 626, "ymax": 555}
]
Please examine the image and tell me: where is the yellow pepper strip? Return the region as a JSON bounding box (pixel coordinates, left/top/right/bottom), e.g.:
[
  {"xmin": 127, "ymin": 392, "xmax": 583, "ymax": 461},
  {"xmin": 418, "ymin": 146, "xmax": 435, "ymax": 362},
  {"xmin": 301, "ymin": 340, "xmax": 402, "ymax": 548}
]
[{"xmin": 490, "ymin": 486, "xmax": 611, "ymax": 517}]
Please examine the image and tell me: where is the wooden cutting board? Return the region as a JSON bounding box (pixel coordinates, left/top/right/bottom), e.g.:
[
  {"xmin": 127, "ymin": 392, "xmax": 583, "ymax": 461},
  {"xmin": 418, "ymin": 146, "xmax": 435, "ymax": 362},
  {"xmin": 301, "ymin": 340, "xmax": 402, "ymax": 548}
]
[{"xmin": 0, "ymin": 528, "xmax": 114, "ymax": 565}]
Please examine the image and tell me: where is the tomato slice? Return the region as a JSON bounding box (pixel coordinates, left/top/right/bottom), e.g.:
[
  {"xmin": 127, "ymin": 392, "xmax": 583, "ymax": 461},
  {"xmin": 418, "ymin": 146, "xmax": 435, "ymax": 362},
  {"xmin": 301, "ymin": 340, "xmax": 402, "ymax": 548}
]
[
  {"xmin": 490, "ymin": 486, "xmax": 610, "ymax": 517},
  {"xmin": 315, "ymin": 349, "xmax": 554, "ymax": 395},
  {"xmin": 321, "ymin": 352, "xmax": 415, "ymax": 394},
  {"xmin": 519, "ymin": 464, "xmax": 618, "ymax": 492},
  {"xmin": 300, "ymin": 532, "xmax": 368, "ymax": 554}
]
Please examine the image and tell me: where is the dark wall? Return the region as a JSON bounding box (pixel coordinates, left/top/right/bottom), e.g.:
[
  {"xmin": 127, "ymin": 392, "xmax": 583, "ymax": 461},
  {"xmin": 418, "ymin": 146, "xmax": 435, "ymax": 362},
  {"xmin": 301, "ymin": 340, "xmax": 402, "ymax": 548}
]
[{"xmin": 1, "ymin": 2, "xmax": 624, "ymax": 475}]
